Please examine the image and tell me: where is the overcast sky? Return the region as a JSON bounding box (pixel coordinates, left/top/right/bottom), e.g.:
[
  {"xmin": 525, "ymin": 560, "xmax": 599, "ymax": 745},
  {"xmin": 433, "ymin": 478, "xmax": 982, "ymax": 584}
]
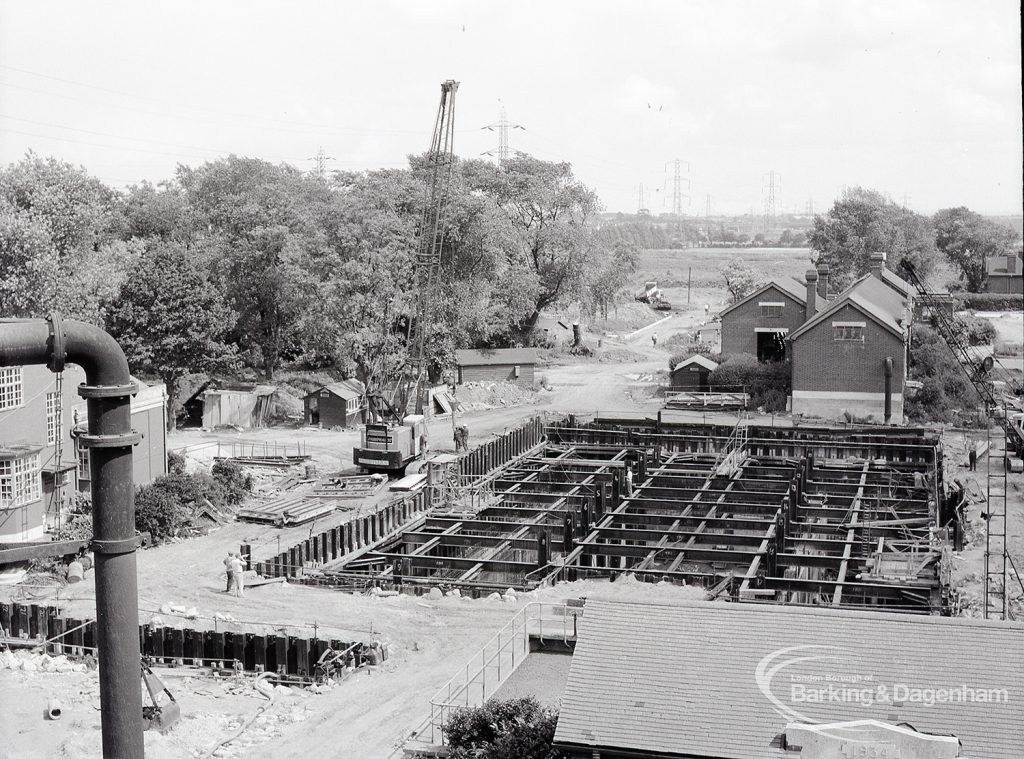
[{"xmin": 1, "ymin": 0, "xmax": 1020, "ymax": 216}]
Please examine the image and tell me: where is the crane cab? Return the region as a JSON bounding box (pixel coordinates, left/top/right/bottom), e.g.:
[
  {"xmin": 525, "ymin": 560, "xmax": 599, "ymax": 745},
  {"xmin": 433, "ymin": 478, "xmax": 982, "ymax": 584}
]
[{"xmin": 353, "ymin": 415, "xmax": 426, "ymax": 475}]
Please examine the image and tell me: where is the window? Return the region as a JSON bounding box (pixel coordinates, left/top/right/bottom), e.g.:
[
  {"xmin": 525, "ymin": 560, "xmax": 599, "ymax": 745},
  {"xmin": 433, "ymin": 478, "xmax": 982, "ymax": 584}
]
[
  {"xmin": 833, "ymin": 321, "xmax": 866, "ymax": 342},
  {"xmin": 46, "ymin": 392, "xmax": 61, "ymax": 446},
  {"xmin": 0, "ymin": 454, "xmax": 41, "ymax": 508},
  {"xmin": 78, "ymin": 446, "xmax": 91, "ymax": 484},
  {"xmin": 759, "ymin": 302, "xmax": 784, "ymax": 318},
  {"xmin": 0, "ymin": 367, "xmax": 23, "ymax": 410}
]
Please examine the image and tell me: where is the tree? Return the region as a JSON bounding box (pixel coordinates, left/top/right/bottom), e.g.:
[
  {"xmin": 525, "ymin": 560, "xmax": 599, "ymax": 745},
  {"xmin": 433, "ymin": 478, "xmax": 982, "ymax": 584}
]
[
  {"xmin": 722, "ymin": 257, "xmax": 764, "ymax": 302},
  {"xmin": 442, "ymin": 698, "xmax": 559, "ymax": 759},
  {"xmin": 466, "ymin": 155, "xmax": 600, "ymax": 337},
  {"xmin": 588, "ymin": 240, "xmax": 640, "ymax": 319},
  {"xmin": 123, "ymin": 180, "xmax": 188, "ymax": 241},
  {"xmin": 105, "ymin": 241, "xmax": 236, "ymax": 429},
  {"xmin": 177, "ymin": 156, "xmax": 334, "ymax": 379},
  {"xmin": 0, "ymin": 152, "xmax": 124, "ymax": 256},
  {"xmin": 0, "ymin": 155, "xmax": 134, "ymax": 322},
  {"xmin": 905, "ymin": 324, "xmax": 976, "ymax": 423},
  {"xmin": 809, "ymin": 187, "xmax": 937, "ymax": 288},
  {"xmin": 932, "ymin": 207, "xmax": 1020, "ymax": 292}
]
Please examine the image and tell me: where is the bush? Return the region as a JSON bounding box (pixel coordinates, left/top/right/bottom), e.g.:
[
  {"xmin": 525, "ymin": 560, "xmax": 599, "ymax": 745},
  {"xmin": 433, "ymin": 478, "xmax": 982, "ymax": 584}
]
[
  {"xmin": 955, "ymin": 292, "xmax": 1023, "ymax": 311},
  {"xmin": 960, "ymin": 315, "xmax": 996, "ymax": 346},
  {"xmin": 905, "ymin": 325, "xmax": 977, "ymax": 423},
  {"xmin": 708, "ymin": 353, "xmax": 791, "ymax": 412},
  {"xmin": 443, "ymin": 697, "xmax": 559, "ymax": 759},
  {"xmin": 167, "ymin": 450, "xmax": 187, "ymax": 475},
  {"xmin": 211, "ymin": 459, "xmax": 253, "ymax": 506},
  {"xmin": 134, "ymin": 471, "xmax": 229, "ymax": 541}
]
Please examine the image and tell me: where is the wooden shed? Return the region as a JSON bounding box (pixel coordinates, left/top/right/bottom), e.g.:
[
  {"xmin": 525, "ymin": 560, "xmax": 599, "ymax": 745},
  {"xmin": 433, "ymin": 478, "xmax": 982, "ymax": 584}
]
[
  {"xmin": 670, "ymin": 355, "xmax": 718, "ymax": 391},
  {"xmin": 304, "ymin": 380, "xmax": 365, "ymax": 428},
  {"xmin": 455, "ymin": 348, "xmax": 538, "ymax": 386}
]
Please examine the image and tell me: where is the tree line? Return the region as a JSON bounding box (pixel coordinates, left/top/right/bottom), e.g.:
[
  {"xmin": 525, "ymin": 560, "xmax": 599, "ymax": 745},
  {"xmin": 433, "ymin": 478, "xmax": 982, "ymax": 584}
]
[{"xmin": 0, "ymin": 152, "xmax": 638, "ymax": 419}]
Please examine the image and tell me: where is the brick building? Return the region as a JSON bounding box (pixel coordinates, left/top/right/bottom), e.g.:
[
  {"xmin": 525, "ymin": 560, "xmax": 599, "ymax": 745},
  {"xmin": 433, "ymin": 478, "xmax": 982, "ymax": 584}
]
[
  {"xmin": 719, "ymin": 273, "xmax": 822, "ymax": 362},
  {"xmin": 789, "ymin": 267, "xmax": 912, "ymax": 423},
  {"xmin": 1, "ymin": 364, "xmax": 166, "ymax": 543}
]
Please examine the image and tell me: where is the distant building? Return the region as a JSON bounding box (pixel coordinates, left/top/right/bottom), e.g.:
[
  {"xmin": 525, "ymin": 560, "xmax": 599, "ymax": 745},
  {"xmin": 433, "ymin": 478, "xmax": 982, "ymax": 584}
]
[
  {"xmin": 986, "ymin": 253, "xmax": 1023, "ymax": 294},
  {"xmin": 669, "ymin": 354, "xmax": 718, "ymax": 391},
  {"xmin": 182, "ymin": 381, "xmax": 276, "ymax": 429},
  {"xmin": 554, "ymin": 599, "xmax": 1023, "ymax": 759},
  {"xmin": 790, "ymin": 256, "xmax": 912, "ymax": 423},
  {"xmin": 455, "ymin": 348, "xmax": 537, "ymax": 385},
  {"xmin": 1, "ymin": 364, "xmax": 166, "ymax": 543},
  {"xmin": 304, "ymin": 380, "xmax": 366, "ymax": 428},
  {"xmin": 719, "ymin": 273, "xmax": 820, "ymax": 362}
]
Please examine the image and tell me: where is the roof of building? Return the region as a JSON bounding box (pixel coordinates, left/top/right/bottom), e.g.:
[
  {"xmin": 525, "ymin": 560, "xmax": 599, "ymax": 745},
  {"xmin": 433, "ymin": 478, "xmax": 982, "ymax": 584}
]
[
  {"xmin": 455, "ymin": 348, "xmax": 538, "ymax": 366},
  {"xmin": 311, "ymin": 382, "xmax": 361, "ymax": 401},
  {"xmin": 986, "ymin": 253, "xmax": 1023, "ymax": 276},
  {"xmin": 554, "ymin": 599, "xmax": 1024, "ymax": 759},
  {"xmin": 790, "ymin": 274, "xmax": 907, "ymax": 342},
  {"xmin": 719, "ymin": 277, "xmax": 807, "ymax": 318},
  {"xmin": 877, "ymin": 266, "xmax": 915, "ymax": 297},
  {"xmin": 671, "ymin": 354, "xmax": 719, "ymax": 373}
]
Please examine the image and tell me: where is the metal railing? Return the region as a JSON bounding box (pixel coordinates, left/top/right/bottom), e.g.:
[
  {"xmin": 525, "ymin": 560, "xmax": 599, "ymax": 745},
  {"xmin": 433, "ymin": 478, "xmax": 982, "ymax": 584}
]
[{"xmin": 426, "ymin": 602, "xmax": 578, "ymax": 744}]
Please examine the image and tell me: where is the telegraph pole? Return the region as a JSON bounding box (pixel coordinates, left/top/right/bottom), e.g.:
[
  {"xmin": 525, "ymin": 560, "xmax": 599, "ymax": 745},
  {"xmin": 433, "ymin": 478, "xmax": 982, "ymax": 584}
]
[
  {"xmin": 482, "ymin": 105, "xmax": 525, "ymax": 166},
  {"xmin": 308, "ymin": 146, "xmax": 334, "ymax": 180},
  {"xmin": 705, "ymin": 194, "xmax": 711, "ymax": 218}
]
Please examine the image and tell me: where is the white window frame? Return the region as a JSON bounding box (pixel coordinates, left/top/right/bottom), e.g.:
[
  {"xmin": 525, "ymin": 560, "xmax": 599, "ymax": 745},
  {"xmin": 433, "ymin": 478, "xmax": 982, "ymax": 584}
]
[
  {"xmin": 78, "ymin": 445, "xmax": 91, "ymax": 484},
  {"xmin": 46, "ymin": 392, "xmax": 61, "ymax": 446},
  {"xmin": 833, "ymin": 321, "xmax": 866, "ymax": 342},
  {"xmin": 759, "ymin": 301, "xmax": 784, "ymax": 318},
  {"xmin": 0, "ymin": 454, "xmax": 41, "ymax": 509},
  {"xmin": 0, "ymin": 366, "xmax": 24, "ymax": 411}
]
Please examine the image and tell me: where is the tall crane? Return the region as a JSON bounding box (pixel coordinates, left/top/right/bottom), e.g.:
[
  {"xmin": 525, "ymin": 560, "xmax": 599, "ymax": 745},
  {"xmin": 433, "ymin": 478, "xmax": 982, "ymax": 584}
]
[
  {"xmin": 902, "ymin": 262, "xmax": 1023, "ymax": 620},
  {"xmin": 354, "ymin": 80, "xmax": 459, "ymax": 474}
]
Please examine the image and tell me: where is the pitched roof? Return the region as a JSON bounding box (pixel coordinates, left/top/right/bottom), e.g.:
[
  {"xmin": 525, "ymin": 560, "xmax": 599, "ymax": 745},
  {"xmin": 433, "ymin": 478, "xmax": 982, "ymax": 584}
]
[
  {"xmin": 554, "ymin": 599, "xmax": 1024, "ymax": 759},
  {"xmin": 879, "ymin": 267, "xmax": 914, "ymax": 296},
  {"xmin": 454, "ymin": 348, "xmax": 538, "ymax": 366},
  {"xmin": 986, "ymin": 254, "xmax": 1023, "ymax": 276},
  {"xmin": 790, "ymin": 274, "xmax": 907, "ymax": 341},
  {"xmin": 719, "ymin": 278, "xmax": 807, "ymax": 318},
  {"xmin": 311, "ymin": 382, "xmax": 362, "ymax": 401},
  {"xmin": 671, "ymin": 354, "xmax": 719, "ymax": 373}
]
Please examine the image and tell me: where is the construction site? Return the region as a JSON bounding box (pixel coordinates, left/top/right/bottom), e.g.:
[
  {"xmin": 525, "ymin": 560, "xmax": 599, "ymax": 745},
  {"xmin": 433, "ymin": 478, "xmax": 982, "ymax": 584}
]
[{"xmin": 1, "ymin": 8, "xmax": 1023, "ymax": 756}]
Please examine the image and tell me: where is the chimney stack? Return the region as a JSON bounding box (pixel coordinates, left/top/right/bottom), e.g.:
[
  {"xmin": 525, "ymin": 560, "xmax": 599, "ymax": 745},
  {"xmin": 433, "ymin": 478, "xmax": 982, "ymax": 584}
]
[
  {"xmin": 804, "ymin": 270, "xmax": 819, "ymax": 323},
  {"xmin": 869, "ymin": 251, "xmax": 887, "ymax": 279},
  {"xmin": 815, "ymin": 262, "xmax": 830, "ymax": 300}
]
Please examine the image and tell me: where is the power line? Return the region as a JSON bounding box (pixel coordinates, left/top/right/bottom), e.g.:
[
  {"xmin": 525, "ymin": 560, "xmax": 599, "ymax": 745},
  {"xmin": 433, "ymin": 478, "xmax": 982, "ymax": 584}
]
[{"xmin": 762, "ymin": 170, "xmax": 780, "ymax": 225}]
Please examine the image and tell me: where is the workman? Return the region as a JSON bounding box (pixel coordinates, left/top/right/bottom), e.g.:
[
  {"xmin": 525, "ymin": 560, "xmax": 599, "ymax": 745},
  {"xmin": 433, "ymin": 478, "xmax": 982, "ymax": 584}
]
[
  {"xmin": 625, "ymin": 466, "xmax": 634, "ymax": 496},
  {"xmin": 223, "ymin": 552, "xmax": 236, "ymax": 593},
  {"xmin": 651, "ymin": 332, "xmax": 658, "ymax": 347},
  {"xmin": 230, "ymin": 553, "xmax": 247, "ymax": 598},
  {"xmin": 968, "ymin": 445, "xmax": 977, "ymax": 471}
]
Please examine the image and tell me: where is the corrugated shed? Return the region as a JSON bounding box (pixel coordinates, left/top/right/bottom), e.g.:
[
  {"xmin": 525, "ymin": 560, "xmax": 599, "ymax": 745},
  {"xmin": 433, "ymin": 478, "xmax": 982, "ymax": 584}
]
[{"xmin": 554, "ymin": 599, "xmax": 1024, "ymax": 759}]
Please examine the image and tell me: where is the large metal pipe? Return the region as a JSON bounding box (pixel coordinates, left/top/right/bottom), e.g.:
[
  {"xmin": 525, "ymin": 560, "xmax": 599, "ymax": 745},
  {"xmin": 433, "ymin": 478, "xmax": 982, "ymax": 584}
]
[{"xmin": 0, "ymin": 317, "xmax": 144, "ymax": 758}]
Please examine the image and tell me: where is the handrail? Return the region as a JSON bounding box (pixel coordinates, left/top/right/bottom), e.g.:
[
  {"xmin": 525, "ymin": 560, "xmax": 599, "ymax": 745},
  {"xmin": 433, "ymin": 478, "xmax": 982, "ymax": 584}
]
[{"xmin": 426, "ymin": 602, "xmax": 575, "ymax": 744}]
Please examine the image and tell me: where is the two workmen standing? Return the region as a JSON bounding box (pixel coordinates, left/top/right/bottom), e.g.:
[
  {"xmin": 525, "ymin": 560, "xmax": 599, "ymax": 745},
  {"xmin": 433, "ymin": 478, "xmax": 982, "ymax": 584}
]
[{"xmin": 223, "ymin": 552, "xmax": 247, "ymax": 597}]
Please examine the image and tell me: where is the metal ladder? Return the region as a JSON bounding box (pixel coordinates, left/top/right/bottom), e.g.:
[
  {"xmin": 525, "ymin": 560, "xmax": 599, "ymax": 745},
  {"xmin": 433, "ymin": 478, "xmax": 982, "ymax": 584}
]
[{"xmin": 984, "ymin": 415, "xmax": 1010, "ymax": 620}]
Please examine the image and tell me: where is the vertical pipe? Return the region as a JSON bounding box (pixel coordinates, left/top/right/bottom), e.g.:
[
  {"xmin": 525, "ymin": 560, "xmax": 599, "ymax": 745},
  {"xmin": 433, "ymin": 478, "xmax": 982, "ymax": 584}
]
[
  {"xmin": 0, "ymin": 319, "xmax": 146, "ymax": 759},
  {"xmin": 883, "ymin": 357, "xmax": 893, "ymax": 424}
]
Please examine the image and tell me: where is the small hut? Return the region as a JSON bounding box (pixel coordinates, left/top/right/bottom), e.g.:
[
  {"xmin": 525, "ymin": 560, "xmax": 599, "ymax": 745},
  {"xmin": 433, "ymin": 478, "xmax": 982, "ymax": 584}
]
[
  {"xmin": 304, "ymin": 380, "xmax": 366, "ymax": 428},
  {"xmin": 670, "ymin": 355, "xmax": 718, "ymax": 391}
]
